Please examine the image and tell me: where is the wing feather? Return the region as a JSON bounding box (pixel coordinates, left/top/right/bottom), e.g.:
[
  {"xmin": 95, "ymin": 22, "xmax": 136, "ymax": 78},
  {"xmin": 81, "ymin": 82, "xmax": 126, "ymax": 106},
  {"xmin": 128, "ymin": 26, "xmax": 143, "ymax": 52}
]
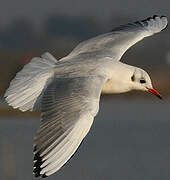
[
  {"xmin": 69, "ymin": 15, "xmax": 168, "ymax": 61},
  {"xmin": 33, "ymin": 76, "xmax": 107, "ymax": 177}
]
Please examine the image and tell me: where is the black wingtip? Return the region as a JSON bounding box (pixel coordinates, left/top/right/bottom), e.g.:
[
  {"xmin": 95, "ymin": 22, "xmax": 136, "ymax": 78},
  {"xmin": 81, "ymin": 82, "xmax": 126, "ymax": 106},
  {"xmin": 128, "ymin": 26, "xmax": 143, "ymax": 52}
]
[
  {"xmin": 34, "ymin": 159, "xmax": 44, "ymax": 168},
  {"xmin": 144, "ymin": 15, "xmax": 167, "ymax": 21},
  {"xmin": 34, "ymin": 171, "xmax": 41, "ymax": 178},
  {"xmin": 34, "ymin": 172, "xmax": 48, "ymax": 178},
  {"xmin": 153, "ymin": 15, "xmax": 159, "ymax": 19},
  {"xmin": 33, "ymin": 165, "xmax": 42, "ymax": 174},
  {"xmin": 145, "ymin": 15, "xmax": 168, "ymax": 31},
  {"xmin": 33, "ymin": 150, "xmax": 46, "ymax": 178},
  {"xmin": 161, "ymin": 15, "xmax": 167, "ymax": 18},
  {"xmin": 152, "ymin": 15, "xmax": 167, "ymax": 19},
  {"xmin": 42, "ymin": 174, "xmax": 48, "ymax": 178},
  {"xmin": 147, "ymin": 17, "xmax": 152, "ymax": 21}
]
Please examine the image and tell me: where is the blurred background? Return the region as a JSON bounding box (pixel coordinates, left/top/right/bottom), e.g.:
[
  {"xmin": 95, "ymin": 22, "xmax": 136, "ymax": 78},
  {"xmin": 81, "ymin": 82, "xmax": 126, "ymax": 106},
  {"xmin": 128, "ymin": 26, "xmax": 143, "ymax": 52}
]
[{"xmin": 0, "ymin": 0, "xmax": 170, "ymax": 180}]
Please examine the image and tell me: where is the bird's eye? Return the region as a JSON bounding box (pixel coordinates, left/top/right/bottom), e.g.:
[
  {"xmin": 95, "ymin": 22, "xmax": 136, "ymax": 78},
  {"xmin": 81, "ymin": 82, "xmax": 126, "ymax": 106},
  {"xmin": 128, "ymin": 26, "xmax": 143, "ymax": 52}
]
[{"xmin": 140, "ymin": 79, "xmax": 146, "ymax": 84}]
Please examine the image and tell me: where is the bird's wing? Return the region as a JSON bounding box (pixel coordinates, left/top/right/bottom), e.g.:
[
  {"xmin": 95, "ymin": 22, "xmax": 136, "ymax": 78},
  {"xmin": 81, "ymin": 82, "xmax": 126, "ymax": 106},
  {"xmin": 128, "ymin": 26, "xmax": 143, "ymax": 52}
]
[
  {"xmin": 69, "ymin": 15, "xmax": 168, "ymax": 61},
  {"xmin": 33, "ymin": 75, "xmax": 107, "ymax": 177}
]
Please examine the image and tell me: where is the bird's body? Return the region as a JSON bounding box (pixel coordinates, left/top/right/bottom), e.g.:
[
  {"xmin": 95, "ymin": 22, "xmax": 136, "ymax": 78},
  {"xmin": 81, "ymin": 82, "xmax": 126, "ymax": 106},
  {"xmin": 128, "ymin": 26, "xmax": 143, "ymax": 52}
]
[{"xmin": 4, "ymin": 15, "xmax": 167, "ymax": 177}]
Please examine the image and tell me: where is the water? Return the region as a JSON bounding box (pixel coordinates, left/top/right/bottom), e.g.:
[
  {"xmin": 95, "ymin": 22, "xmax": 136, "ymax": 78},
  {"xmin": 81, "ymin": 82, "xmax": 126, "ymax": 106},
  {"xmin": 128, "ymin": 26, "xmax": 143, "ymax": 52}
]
[{"xmin": 0, "ymin": 98, "xmax": 170, "ymax": 180}]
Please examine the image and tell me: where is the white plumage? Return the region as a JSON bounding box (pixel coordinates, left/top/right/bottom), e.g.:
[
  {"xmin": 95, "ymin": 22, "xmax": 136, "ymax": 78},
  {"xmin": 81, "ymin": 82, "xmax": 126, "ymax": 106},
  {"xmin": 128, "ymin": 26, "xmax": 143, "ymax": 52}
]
[
  {"xmin": 4, "ymin": 15, "xmax": 167, "ymax": 178},
  {"xmin": 4, "ymin": 52, "xmax": 57, "ymax": 111}
]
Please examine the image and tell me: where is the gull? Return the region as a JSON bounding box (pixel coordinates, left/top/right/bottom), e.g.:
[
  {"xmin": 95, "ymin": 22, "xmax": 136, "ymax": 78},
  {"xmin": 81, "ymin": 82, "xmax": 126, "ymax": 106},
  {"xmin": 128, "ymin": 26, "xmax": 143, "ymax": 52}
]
[{"xmin": 4, "ymin": 15, "xmax": 167, "ymax": 178}]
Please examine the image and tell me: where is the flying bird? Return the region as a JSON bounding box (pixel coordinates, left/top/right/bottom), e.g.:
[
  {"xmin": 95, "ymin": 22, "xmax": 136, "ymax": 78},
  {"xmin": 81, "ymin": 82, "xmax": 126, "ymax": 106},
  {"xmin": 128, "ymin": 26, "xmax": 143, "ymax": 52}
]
[{"xmin": 4, "ymin": 15, "xmax": 167, "ymax": 178}]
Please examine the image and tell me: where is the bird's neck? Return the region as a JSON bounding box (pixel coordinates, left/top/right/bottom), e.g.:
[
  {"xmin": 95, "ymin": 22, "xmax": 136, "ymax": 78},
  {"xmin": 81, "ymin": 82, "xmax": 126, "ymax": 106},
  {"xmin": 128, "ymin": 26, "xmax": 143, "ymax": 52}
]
[{"xmin": 102, "ymin": 62, "xmax": 135, "ymax": 94}]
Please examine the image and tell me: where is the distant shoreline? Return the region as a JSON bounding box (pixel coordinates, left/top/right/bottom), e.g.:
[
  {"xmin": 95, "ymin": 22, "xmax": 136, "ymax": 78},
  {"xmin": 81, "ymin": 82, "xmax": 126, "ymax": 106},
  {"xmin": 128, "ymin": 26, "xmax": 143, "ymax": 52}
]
[
  {"xmin": 0, "ymin": 108, "xmax": 39, "ymax": 117},
  {"xmin": 1, "ymin": 94, "xmax": 169, "ymax": 117}
]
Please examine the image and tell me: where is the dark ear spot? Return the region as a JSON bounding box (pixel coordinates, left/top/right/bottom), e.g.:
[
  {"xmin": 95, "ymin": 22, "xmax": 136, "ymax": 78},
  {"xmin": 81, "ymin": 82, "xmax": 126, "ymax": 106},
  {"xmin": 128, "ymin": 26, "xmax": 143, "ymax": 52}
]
[{"xmin": 131, "ymin": 75, "xmax": 135, "ymax": 81}]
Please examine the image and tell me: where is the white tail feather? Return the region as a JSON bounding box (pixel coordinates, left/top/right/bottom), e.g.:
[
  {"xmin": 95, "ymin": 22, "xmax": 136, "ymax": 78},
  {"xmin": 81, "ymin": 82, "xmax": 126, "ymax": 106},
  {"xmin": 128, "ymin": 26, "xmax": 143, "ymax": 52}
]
[{"xmin": 4, "ymin": 52, "xmax": 57, "ymax": 112}]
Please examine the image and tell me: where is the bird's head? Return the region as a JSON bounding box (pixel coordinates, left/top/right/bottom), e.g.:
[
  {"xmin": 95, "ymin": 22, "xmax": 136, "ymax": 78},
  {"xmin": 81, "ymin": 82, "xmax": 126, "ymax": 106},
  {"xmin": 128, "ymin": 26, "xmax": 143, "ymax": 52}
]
[{"xmin": 131, "ymin": 68, "xmax": 162, "ymax": 99}]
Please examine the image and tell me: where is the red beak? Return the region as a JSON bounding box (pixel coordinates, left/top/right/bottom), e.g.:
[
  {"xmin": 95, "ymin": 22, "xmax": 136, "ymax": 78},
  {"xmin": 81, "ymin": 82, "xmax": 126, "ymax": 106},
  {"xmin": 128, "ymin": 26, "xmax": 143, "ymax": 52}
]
[{"xmin": 146, "ymin": 88, "xmax": 162, "ymax": 99}]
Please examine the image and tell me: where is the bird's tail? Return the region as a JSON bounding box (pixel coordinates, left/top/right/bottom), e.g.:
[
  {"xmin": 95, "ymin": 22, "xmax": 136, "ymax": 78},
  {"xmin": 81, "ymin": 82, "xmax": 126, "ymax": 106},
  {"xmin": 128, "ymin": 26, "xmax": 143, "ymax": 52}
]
[{"xmin": 4, "ymin": 52, "xmax": 58, "ymax": 112}]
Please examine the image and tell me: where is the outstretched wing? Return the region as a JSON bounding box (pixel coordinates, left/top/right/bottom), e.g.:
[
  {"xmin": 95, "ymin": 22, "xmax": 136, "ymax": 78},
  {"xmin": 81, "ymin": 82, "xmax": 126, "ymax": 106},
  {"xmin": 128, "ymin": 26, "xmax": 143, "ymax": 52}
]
[
  {"xmin": 69, "ymin": 15, "xmax": 168, "ymax": 61},
  {"xmin": 33, "ymin": 75, "xmax": 107, "ymax": 177}
]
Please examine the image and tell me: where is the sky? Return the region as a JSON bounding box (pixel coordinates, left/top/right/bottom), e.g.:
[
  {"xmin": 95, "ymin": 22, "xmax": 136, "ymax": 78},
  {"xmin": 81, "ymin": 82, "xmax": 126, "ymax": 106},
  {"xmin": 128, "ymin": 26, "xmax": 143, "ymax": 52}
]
[{"xmin": 1, "ymin": 0, "xmax": 170, "ymax": 28}]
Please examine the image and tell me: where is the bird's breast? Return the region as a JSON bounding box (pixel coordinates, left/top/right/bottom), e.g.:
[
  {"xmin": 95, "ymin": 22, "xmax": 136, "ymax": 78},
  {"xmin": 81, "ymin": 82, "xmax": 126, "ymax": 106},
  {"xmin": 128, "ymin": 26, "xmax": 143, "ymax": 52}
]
[
  {"xmin": 102, "ymin": 79, "xmax": 131, "ymax": 94},
  {"xmin": 102, "ymin": 79, "xmax": 117, "ymax": 94}
]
